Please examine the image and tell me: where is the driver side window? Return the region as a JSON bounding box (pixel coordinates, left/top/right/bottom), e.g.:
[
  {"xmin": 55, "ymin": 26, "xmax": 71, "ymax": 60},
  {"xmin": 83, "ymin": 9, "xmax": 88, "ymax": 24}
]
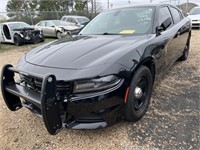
[
  {"xmin": 45, "ymin": 22, "xmax": 54, "ymax": 27},
  {"xmin": 158, "ymin": 7, "xmax": 173, "ymax": 30}
]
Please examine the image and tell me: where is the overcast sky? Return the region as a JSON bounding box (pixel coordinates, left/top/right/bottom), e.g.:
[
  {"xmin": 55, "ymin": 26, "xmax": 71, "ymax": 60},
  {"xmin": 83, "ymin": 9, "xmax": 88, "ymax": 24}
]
[{"xmin": 0, "ymin": 0, "xmax": 200, "ymax": 13}]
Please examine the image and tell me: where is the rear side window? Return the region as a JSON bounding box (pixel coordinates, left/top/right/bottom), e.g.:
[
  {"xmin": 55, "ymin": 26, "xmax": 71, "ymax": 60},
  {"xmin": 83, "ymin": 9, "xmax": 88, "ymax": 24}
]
[
  {"xmin": 38, "ymin": 22, "xmax": 45, "ymax": 26},
  {"xmin": 61, "ymin": 16, "xmax": 67, "ymax": 21},
  {"xmin": 158, "ymin": 7, "xmax": 173, "ymax": 28},
  {"xmin": 170, "ymin": 7, "xmax": 182, "ymax": 24}
]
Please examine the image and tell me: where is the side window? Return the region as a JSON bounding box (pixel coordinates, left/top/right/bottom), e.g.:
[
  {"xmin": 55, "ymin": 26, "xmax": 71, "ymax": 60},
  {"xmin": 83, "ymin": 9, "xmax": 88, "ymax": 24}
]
[
  {"xmin": 45, "ymin": 21, "xmax": 54, "ymax": 27},
  {"xmin": 71, "ymin": 18, "xmax": 77, "ymax": 24},
  {"xmin": 67, "ymin": 18, "xmax": 72, "ymax": 22},
  {"xmin": 62, "ymin": 17, "xmax": 67, "ymax": 21},
  {"xmin": 158, "ymin": 7, "xmax": 173, "ymax": 29},
  {"xmin": 170, "ymin": 7, "xmax": 182, "ymax": 24},
  {"xmin": 37, "ymin": 22, "xmax": 45, "ymax": 26}
]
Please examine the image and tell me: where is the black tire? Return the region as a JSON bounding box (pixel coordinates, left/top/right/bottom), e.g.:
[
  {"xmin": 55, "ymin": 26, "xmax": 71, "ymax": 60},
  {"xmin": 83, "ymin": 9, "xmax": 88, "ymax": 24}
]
[
  {"xmin": 14, "ymin": 34, "xmax": 23, "ymax": 46},
  {"xmin": 40, "ymin": 36, "xmax": 45, "ymax": 42},
  {"xmin": 125, "ymin": 66, "xmax": 153, "ymax": 122},
  {"xmin": 56, "ymin": 31, "xmax": 62, "ymax": 39},
  {"xmin": 179, "ymin": 36, "xmax": 190, "ymax": 61}
]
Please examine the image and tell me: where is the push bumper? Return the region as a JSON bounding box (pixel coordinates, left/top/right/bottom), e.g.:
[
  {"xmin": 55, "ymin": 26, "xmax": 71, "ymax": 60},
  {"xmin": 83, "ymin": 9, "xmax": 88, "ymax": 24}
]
[
  {"xmin": 1, "ymin": 65, "xmax": 63, "ymax": 135},
  {"xmin": 1, "ymin": 64, "xmax": 124, "ymax": 135}
]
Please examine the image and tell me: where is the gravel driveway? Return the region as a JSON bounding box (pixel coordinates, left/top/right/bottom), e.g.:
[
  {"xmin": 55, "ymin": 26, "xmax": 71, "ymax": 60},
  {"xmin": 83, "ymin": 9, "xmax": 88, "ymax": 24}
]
[{"xmin": 0, "ymin": 30, "xmax": 199, "ymax": 150}]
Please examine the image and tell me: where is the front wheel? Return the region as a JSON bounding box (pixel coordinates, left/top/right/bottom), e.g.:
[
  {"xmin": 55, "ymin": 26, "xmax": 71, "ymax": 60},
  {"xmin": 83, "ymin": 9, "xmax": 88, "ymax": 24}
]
[
  {"xmin": 14, "ymin": 34, "xmax": 23, "ymax": 46},
  {"xmin": 125, "ymin": 66, "xmax": 153, "ymax": 122},
  {"xmin": 56, "ymin": 31, "xmax": 62, "ymax": 39}
]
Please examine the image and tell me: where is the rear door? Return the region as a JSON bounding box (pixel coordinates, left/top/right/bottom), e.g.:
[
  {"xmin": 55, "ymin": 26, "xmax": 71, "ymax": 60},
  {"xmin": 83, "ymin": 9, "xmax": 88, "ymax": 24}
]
[
  {"xmin": 35, "ymin": 21, "xmax": 46, "ymax": 35},
  {"xmin": 169, "ymin": 6, "xmax": 190, "ymax": 57},
  {"xmin": 45, "ymin": 21, "xmax": 56, "ymax": 37}
]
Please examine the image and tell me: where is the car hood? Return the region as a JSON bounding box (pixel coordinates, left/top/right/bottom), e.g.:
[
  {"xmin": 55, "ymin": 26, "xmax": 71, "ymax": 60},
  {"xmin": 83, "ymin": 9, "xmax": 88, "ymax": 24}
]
[
  {"xmin": 188, "ymin": 14, "xmax": 200, "ymax": 20},
  {"xmin": 25, "ymin": 35, "xmax": 151, "ymax": 69},
  {"xmin": 13, "ymin": 27, "xmax": 35, "ymax": 31}
]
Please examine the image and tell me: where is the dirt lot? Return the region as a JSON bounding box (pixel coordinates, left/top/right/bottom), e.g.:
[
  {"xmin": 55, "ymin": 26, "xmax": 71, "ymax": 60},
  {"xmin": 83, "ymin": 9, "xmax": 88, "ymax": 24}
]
[{"xmin": 0, "ymin": 30, "xmax": 199, "ymax": 150}]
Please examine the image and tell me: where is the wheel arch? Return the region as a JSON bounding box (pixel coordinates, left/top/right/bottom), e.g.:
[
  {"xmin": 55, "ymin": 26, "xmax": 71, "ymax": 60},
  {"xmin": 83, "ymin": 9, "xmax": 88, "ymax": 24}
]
[{"xmin": 128, "ymin": 57, "xmax": 156, "ymax": 86}]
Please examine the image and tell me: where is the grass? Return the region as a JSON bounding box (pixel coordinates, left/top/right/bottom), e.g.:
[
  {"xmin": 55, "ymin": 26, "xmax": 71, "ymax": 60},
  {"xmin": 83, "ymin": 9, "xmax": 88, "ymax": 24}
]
[{"xmin": 0, "ymin": 38, "xmax": 56, "ymax": 53}]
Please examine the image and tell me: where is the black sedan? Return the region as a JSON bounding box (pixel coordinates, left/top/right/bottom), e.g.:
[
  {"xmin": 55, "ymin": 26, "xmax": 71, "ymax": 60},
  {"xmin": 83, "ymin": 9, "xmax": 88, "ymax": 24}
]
[{"xmin": 1, "ymin": 4, "xmax": 191, "ymax": 135}]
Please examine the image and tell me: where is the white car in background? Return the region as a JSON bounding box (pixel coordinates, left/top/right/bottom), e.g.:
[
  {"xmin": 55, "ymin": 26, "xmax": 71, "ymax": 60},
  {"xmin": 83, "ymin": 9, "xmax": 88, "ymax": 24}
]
[
  {"xmin": 61, "ymin": 15, "xmax": 90, "ymax": 27},
  {"xmin": 35, "ymin": 20, "xmax": 81, "ymax": 39},
  {"xmin": 0, "ymin": 22, "xmax": 44, "ymax": 46},
  {"xmin": 187, "ymin": 7, "xmax": 200, "ymax": 28}
]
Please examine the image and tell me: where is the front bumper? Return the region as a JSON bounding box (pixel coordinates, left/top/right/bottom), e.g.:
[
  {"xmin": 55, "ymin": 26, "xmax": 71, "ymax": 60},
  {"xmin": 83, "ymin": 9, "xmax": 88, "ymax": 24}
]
[
  {"xmin": 191, "ymin": 20, "xmax": 200, "ymax": 28},
  {"xmin": 1, "ymin": 64, "xmax": 124, "ymax": 135}
]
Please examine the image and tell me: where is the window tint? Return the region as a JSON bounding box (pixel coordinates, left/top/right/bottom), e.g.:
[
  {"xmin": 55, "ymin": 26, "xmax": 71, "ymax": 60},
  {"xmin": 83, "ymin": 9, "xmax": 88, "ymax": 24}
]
[
  {"xmin": 45, "ymin": 21, "xmax": 54, "ymax": 27},
  {"xmin": 170, "ymin": 7, "xmax": 182, "ymax": 24},
  {"xmin": 38, "ymin": 22, "xmax": 45, "ymax": 26},
  {"xmin": 159, "ymin": 7, "xmax": 172, "ymax": 29}
]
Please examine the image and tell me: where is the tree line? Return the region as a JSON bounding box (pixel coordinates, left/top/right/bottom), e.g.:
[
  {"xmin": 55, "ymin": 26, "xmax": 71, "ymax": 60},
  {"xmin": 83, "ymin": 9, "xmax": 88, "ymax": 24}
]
[{"xmin": 6, "ymin": 0, "xmax": 102, "ymax": 24}]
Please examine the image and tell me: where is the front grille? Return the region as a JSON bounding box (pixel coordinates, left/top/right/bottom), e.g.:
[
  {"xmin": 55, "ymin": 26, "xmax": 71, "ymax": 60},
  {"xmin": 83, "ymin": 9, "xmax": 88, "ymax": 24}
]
[{"xmin": 20, "ymin": 75, "xmax": 72, "ymax": 98}]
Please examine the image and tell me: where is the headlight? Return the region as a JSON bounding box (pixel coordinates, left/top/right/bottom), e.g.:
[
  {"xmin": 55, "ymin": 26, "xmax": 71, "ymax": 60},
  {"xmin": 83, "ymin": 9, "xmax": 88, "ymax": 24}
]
[{"xmin": 73, "ymin": 75, "xmax": 121, "ymax": 93}]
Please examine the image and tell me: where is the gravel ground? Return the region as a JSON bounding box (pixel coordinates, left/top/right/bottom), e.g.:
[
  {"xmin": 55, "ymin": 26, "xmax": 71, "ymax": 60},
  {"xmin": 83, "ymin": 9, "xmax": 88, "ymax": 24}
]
[{"xmin": 0, "ymin": 30, "xmax": 199, "ymax": 150}]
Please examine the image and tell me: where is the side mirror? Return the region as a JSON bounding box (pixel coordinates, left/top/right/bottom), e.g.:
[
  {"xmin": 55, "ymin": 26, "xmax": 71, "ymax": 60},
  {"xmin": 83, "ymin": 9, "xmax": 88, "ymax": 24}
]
[
  {"xmin": 50, "ymin": 25, "xmax": 55, "ymax": 28},
  {"xmin": 186, "ymin": 12, "xmax": 189, "ymax": 16},
  {"xmin": 156, "ymin": 17, "xmax": 172, "ymax": 36}
]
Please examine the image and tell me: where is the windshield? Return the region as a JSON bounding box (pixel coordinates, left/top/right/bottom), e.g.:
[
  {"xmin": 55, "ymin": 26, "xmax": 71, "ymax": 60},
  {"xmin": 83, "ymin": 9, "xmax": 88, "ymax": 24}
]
[
  {"xmin": 80, "ymin": 7, "xmax": 155, "ymax": 35},
  {"xmin": 189, "ymin": 7, "xmax": 200, "ymax": 15},
  {"xmin": 52, "ymin": 20, "xmax": 70, "ymax": 26},
  {"xmin": 8, "ymin": 22, "xmax": 31, "ymax": 30},
  {"xmin": 77, "ymin": 17, "xmax": 90, "ymax": 24}
]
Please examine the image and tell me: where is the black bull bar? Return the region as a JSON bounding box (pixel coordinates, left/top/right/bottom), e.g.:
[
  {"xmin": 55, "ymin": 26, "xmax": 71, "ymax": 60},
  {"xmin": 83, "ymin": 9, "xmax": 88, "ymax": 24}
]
[{"xmin": 1, "ymin": 64, "xmax": 63, "ymax": 135}]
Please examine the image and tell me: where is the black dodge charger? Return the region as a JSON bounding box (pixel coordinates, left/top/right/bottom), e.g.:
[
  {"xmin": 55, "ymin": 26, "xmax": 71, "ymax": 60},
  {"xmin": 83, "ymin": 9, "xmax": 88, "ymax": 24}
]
[{"xmin": 1, "ymin": 4, "xmax": 191, "ymax": 135}]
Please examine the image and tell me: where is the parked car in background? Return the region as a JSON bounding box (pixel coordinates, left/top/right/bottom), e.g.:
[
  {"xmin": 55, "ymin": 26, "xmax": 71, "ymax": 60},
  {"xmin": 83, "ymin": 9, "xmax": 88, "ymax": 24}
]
[
  {"xmin": 35, "ymin": 20, "xmax": 81, "ymax": 39},
  {"xmin": 61, "ymin": 15, "xmax": 90, "ymax": 27},
  {"xmin": 1, "ymin": 4, "xmax": 191, "ymax": 135},
  {"xmin": 187, "ymin": 6, "xmax": 200, "ymax": 28},
  {"xmin": 0, "ymin": 22, "xmax": 45, "ymax": 46}
]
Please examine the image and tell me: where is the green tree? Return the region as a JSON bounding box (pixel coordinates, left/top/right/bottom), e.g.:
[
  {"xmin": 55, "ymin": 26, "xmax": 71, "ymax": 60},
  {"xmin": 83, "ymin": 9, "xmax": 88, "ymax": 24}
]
[
  {"xmin": 75, "ymin": 0, "xmax": 87, "ymax": 12},
  {"xmin": 6, "ymin": 0, "xmax": 23, "ymax": 19}
]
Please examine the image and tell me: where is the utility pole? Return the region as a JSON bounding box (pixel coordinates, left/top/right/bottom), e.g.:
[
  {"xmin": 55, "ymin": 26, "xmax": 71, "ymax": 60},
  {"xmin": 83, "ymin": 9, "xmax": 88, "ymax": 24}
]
[
  {"xmin": 128, "ymin": 1, "xmax": 130, "ymax": 5},
  {"xmin": 91, "ymin": 0, "xmax": 94, "ymax": 17},
  {"xmin": 94, "ymin": 0, "xmax": 96, "ymax": 16},
  {"xmin": 108, "ymin": 0, "xmax": 109, "ymax": 9},
  {"xmin": 111, "ymin": 4, "xmax": 113, "ymax": 9},
  {"xmin": 178, "ymin": 0, "xmax": 180, "ymax": 6},
  {"xmin": 186, "ymin": 0, "xmax": 189, "ymax": 13}
]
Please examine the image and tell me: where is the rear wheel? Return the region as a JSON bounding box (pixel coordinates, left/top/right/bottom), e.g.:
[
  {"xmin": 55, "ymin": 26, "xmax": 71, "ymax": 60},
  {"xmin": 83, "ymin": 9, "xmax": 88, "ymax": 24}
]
[
  {"xmin": 179, "ymin": 36, "xmax": 190, "ymax": 61},
  {"xmin": 14, "ymin": 34, "xmax": 23, "ymax": 46},
  {"xmin": 125, "ymin": 66, "xmax": 153, "ymax": 122}
]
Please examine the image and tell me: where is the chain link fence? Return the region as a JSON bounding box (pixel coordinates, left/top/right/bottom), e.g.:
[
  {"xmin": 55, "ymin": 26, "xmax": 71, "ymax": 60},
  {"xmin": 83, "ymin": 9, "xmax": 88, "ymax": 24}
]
[
  {"xmin": 0, "ymin": 0, "xmax": 199, "ymax": 24},
  {"xmin": 0, "ymin": 10, "xmax": 94, "ymax": 25}
]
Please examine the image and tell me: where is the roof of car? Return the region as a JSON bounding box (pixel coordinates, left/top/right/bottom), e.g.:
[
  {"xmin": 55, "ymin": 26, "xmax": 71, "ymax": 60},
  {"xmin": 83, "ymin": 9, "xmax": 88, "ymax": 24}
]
[
  {"xmin": 98, "ymin": 3, "xmax": 181, "ymax": 14},
  {"xmin": 62, "ymin": 15, "xmax": 88, "ymax": 18},
  {"xmin": 40, "ymin": 20, "xmax": 63, "ymax": 22},
  {"xmin": 107, "ymin": 3, "xmax": 177, "ymax": 10}
]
